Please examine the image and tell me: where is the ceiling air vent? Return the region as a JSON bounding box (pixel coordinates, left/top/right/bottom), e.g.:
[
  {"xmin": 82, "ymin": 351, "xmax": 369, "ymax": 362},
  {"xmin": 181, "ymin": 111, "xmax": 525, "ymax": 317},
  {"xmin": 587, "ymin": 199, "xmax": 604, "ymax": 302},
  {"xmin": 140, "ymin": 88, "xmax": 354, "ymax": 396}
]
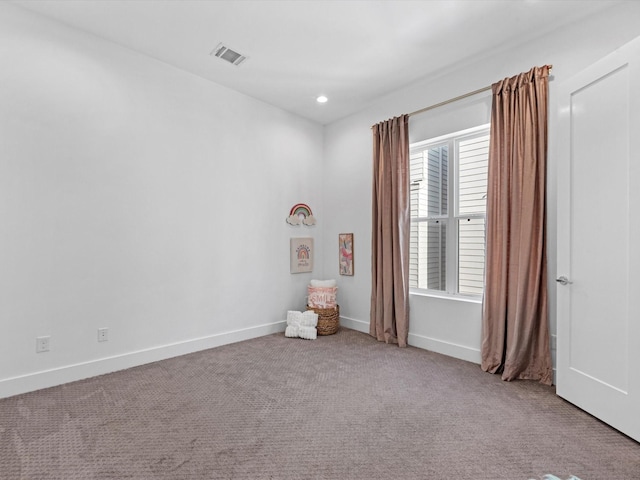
[{"xmin": 210, "ymin": 43, "xmax": 247, "ymax": 66}]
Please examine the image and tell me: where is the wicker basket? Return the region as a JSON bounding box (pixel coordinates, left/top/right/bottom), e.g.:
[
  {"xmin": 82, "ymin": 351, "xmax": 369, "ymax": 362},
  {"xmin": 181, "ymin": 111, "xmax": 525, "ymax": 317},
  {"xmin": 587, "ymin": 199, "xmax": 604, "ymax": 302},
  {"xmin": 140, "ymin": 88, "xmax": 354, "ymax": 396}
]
[{"xmin": 306, "ymin": 305, "xmax": 340, "ymax": 336}]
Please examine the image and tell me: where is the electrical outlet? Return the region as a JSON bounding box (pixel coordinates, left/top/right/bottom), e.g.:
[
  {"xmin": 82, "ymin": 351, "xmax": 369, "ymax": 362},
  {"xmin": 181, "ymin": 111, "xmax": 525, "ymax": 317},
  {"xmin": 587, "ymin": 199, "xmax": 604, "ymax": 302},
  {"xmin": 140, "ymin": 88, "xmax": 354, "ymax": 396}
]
[
  {"xmin": 36, "ymin": 336, "xmax": 50, "ymax": 353},
  {"xmin": 98, "ymin": 327, "xmax": 108, "ymax": 342}
]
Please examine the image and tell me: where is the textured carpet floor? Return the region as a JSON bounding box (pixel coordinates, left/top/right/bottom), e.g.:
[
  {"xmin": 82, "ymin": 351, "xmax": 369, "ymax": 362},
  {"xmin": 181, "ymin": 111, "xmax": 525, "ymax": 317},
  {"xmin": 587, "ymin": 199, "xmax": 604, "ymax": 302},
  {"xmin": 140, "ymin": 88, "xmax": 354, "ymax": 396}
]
[{"xmin": 1, "ymin": 328, "xmax": 639, "ymax": 479}]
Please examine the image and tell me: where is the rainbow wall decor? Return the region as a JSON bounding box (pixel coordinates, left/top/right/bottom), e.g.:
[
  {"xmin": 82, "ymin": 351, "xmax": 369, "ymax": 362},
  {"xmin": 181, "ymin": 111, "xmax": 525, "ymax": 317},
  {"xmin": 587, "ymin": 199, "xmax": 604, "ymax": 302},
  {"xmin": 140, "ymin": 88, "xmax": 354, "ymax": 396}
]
[
  {"xmin": 286, "ymin": 203, "xmax": 316, "ymax": 226},
  {"xmin": 290, "ymin": 237, "xmax": 314, "ymax": 273}
]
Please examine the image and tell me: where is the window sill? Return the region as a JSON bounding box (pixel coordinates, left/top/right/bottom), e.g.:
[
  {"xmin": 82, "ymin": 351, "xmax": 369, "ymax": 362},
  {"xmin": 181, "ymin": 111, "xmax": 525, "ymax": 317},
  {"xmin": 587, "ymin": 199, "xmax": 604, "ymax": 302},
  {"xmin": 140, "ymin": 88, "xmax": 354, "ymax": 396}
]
[{"xmin": 409, "ymin": 289, "xmax": 483, "ymax": 304}]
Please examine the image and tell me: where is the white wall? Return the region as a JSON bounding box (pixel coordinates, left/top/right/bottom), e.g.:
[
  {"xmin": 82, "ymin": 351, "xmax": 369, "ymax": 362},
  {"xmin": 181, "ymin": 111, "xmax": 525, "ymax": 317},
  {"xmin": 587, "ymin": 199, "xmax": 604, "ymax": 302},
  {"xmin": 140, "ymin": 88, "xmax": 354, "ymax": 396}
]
[
  {"xmin": 0, "ymin": 3, "xmax": 324, "ymax": 398},
  {"xmin": 323, "ymin": 2, "xmax": 640, "ymax": 368}
]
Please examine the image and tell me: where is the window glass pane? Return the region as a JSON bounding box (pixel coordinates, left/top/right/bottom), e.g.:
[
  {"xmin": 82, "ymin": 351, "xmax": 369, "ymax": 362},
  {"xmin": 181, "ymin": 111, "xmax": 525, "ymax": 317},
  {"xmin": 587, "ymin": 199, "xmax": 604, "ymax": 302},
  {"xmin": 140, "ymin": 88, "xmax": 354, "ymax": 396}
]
[
  {"xmin": 409, "ymin": 220, "xmax": 447, "ymax": 290},
  {"xmin": 409, "ymin": 160, "xmax": 426, "ymax": 219},
  {"xmin": 409, "ymin": 220, "xmax": 420, "ymax": 288},
  {"xmin": 427, "ymin": 146, "xmax": 448, "ymax": 216},
  {"xmin": 458, "ymin": 134, "xmax": 489, "ymax": 216},
  {"xmin": 458, "ymin": 218, "xmax": 485, "ymax": 295},
  {"xmin": 427, "ymin": 221, "xmax": 447, "ymax": 290},
  {"xmin": 410, "ymin": 145, "xmax": 448, "ymax": 219}
]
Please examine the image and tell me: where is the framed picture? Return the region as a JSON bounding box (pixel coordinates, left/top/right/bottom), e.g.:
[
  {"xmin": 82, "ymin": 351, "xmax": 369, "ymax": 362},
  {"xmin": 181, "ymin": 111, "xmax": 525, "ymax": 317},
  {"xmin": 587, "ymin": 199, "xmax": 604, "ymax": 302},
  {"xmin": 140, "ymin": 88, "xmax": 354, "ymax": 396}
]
[
  {"xmin": 290, "ymin": 237, "xmax": 314, "ymax": 274},
  {"xmin": 339, "ymin": 233, "xmax": 354, "ymax": 276}
]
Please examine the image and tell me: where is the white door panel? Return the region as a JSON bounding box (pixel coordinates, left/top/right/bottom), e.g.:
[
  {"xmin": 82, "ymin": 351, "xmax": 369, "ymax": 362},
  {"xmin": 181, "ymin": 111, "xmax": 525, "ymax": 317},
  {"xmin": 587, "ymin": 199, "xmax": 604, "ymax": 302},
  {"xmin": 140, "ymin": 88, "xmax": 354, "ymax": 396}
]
[{"xmin": 557, "ymin": 36, "xmax": 640, "ymax": 442}]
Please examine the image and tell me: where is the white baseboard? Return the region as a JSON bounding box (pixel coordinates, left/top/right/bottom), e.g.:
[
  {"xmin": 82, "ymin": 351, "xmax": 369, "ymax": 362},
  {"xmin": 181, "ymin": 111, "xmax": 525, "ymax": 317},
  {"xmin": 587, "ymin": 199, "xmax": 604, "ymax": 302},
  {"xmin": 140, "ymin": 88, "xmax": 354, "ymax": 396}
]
[
  {"xmin": 340, "ymin": 315, "xmax": 481, "ymax": 365},
  {"xmin": 340, "ymin": 315, "xmax": 369, "ymax": 333},
  {"xmin": 408, "ymin": 332, "xmax": 481, "ymax": 365},
  {"xmin": 0, "ymin": 321, "xmax": 286, "ymax": 399}
]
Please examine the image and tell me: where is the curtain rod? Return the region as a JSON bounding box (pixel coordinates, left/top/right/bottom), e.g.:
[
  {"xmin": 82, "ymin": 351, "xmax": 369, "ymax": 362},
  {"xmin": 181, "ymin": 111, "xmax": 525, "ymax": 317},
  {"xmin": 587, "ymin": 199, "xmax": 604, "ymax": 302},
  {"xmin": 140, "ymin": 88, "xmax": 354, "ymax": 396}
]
[
  {"xmin": 408, "ymin": 85, "xmax": 491, "ymax": 117},
  {"xmin": 408, "ymin": 64, "xmax": 553, "ymax": 118}
]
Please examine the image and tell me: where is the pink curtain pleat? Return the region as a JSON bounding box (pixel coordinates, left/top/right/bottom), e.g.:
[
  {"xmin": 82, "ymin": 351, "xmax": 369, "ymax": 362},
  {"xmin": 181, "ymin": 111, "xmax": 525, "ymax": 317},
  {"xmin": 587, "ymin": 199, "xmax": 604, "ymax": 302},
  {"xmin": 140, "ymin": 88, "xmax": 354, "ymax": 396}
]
[
  {"xmin": 481, "ymin": 66, "xmax": 553, "ymax": 385},
  {"xmin": 370, "ymin": 115, "xmax": 410, "ymax": 347}
]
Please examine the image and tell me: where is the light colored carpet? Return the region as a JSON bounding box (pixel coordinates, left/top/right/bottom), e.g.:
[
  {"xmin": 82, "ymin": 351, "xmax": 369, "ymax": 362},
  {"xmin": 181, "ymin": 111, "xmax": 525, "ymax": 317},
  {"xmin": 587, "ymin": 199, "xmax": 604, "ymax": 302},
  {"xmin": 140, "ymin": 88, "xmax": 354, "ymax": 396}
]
[{"xmin": 1, "ymin": 328, "xmax": 639, "ymax": 479}]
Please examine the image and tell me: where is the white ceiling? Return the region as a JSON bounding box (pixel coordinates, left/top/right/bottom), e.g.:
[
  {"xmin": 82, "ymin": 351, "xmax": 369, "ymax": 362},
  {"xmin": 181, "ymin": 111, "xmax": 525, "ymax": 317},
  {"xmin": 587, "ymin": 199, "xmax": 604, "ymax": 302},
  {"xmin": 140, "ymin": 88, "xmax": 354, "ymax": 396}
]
[{"xmin": 10, "ymin": 0, "xmax": 621, "ymax": 125}]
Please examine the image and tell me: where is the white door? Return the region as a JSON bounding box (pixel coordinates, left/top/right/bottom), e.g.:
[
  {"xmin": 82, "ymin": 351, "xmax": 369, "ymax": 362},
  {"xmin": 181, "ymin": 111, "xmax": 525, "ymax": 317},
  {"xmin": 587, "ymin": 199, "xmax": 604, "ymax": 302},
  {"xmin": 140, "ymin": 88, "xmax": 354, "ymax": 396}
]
[{"xmin": 556, "ymin": 36, "xmax": 640, "ymax": 442}]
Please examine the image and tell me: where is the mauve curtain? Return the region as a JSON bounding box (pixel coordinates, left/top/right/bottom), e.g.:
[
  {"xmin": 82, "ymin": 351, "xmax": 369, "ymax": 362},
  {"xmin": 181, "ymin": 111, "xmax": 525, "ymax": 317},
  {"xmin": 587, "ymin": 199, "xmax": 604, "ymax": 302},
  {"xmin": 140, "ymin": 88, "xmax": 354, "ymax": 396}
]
[
  {"xmin": 481, "ymin": 66, "xmax": 553, "ymax": 385},
  {"xmin": 370, "ymin": 115, "xmax": 410, "ymax": 347}
]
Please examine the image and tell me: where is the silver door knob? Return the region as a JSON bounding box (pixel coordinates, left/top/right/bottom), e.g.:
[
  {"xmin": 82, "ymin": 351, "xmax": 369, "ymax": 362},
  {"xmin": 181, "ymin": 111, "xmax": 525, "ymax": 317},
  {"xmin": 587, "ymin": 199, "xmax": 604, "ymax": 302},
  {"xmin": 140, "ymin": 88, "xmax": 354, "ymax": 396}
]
[{"xmin": 556, "ymin": 276, "xmax": 572, "ymax": 285}]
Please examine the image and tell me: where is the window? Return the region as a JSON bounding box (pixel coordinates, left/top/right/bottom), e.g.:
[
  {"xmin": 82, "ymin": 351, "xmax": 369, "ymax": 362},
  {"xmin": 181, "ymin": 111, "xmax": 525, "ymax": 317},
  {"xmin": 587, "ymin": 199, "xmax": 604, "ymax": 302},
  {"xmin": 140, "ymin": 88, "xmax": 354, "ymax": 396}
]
[{"xmin": 409, "ymin": 125, "xmax": 489, "ymax": 297}]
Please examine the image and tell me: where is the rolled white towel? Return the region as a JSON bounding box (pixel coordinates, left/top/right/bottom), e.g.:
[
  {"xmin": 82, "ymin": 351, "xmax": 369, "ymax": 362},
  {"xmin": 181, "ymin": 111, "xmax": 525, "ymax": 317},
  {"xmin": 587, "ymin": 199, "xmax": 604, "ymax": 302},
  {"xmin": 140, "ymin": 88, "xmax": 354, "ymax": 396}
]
[
  {"xmin": 299, "ymin": 311, "xmax": 318, "ymax": 327},
  {"xmin": 285, "ymin": 325, "xmax": 299, "ymax": 338},
  {"xmin": 298, "ymin": 326, "xmax": 317, "ymax": 340},
  {"xmin": 310, "ymin": 279, "xmax": 336, "ymax": 288},
  {"xmin": 287, "ymin": 311, "xmax": 302, "ymax": 325}
]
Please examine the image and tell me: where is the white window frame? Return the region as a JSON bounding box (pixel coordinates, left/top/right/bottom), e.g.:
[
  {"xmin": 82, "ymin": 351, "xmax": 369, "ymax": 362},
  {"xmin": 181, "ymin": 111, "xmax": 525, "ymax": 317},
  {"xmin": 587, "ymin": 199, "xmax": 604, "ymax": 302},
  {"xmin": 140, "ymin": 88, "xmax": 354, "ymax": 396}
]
[{"xmin": 409, "ymin": 124, "xmax": 490, "ymax": 300}]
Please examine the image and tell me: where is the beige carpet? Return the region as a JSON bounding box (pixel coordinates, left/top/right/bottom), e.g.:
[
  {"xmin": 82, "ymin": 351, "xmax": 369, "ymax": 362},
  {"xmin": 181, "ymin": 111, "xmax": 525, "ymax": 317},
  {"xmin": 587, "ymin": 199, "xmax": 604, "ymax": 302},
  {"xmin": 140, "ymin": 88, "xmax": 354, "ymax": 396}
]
[{"xmin": 1, "ymin": 328, "xmax": 639, "ymax": 479}]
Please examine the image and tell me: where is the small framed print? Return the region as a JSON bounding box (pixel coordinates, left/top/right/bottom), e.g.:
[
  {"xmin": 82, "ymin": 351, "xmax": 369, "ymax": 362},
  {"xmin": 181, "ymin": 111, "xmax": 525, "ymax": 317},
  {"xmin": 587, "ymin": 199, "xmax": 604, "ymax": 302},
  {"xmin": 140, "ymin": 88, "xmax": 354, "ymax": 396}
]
[
  {"xmin": 339, "ymin": 233, "xmax": 354, "ymax": 276},
  {"xmin": 290, "ymin": 237, "xmax": 313, "ymax": 274}
]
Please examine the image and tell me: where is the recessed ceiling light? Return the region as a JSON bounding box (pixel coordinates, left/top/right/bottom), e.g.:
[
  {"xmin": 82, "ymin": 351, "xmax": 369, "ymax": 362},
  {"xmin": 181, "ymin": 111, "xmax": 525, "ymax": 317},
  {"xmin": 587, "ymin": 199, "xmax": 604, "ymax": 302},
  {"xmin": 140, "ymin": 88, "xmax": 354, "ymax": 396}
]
[{"xmin": 316, "ymin": 95, "xmax": 328, "ymax": 104}]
